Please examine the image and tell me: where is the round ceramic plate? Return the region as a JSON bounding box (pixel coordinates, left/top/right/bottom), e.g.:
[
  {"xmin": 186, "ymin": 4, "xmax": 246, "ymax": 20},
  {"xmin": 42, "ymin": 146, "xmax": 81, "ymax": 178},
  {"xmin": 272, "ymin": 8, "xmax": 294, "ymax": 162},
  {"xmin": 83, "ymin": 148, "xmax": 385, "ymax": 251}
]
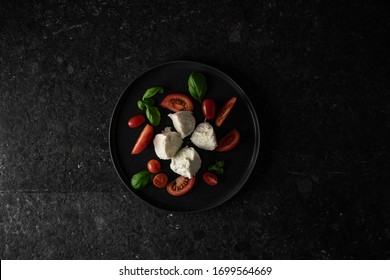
[{"xmin": 109, "ymin": 61, "xmax": 260, "ymax": 212}]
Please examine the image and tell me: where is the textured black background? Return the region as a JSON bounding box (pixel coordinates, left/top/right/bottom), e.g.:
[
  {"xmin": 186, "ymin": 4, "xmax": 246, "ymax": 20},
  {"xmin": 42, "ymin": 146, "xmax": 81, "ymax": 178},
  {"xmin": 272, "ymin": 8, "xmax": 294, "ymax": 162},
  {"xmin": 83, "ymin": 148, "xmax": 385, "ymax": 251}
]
[{"xmin": 0, "ymin": 0, "xmax": 389, "ymax": 259}]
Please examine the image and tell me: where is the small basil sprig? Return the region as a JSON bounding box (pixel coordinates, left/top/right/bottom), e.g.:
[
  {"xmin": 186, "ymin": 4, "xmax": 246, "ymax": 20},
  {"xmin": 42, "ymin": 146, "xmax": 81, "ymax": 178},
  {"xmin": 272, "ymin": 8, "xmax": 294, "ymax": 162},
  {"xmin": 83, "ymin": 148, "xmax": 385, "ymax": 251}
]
[
  {"xmin": 208, "ymin": 160, "xmax": 225, "ymax": 175},
  {"xmin": 138, "ymin": 87, "xmax": 163, "ymax": 126},
  {"xmin": 188, "ymin": 72, "xmax": 207, "ymax": 102},
  {"xmin": 131, "ymin": 170, "xmax": 154, "ymax": 190}
]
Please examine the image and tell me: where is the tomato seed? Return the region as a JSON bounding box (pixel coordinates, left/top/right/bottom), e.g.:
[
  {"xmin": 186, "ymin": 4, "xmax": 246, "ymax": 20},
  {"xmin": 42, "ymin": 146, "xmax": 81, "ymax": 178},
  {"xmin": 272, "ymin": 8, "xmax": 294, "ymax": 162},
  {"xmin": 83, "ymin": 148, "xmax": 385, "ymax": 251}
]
[{"xmin": 172, "ymin": 99, "xmax": 188, "ymax": 110}]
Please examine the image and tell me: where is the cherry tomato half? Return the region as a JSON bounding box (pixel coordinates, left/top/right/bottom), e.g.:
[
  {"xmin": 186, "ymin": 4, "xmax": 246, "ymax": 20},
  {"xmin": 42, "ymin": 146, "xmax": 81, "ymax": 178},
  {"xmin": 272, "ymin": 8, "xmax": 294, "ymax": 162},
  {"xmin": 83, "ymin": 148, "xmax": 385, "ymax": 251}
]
[
  {"xmin": 160, "ymin": 93, "xmax": 194, "ymax": 112},
  {"xmin": 215, "ymin": 129, "xmax": 240, "ymax": 152},
  {"xmin": 131, "ymin": 124, "xmax": 154, "ymax": 155},
  {"xmin": 166, "ymin": 176, "xmax": 196, "ymax": 196},
  {"xmin": 215, "ymin": 97, "xmax": 237, "ymax": 127},
  {"xmin": 203, "ymin": 172, "xmax": 218, "ymax": 186},
  {"xmin": 153, "ymin": 173, "xmax": 168, "ymax": 188},
  {"xmin": 147, "ymin": 159, "xmax": 161, "ymax": 173},
  {"xmin": 128, "ymin": 114, "xmax": 145, "ymax": 128},
  {"xmin": 202, "ymin": 98, "xmax": 216, "ymax": 120}
]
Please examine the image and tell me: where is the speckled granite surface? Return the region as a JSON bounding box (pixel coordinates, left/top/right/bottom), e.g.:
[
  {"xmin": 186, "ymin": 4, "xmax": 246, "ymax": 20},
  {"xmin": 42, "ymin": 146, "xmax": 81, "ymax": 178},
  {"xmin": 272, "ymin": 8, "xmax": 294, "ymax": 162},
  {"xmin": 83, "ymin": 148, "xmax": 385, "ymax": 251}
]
[{"xmin": 0, "ymin": 0, "xmax": 389, "ymax": 259}]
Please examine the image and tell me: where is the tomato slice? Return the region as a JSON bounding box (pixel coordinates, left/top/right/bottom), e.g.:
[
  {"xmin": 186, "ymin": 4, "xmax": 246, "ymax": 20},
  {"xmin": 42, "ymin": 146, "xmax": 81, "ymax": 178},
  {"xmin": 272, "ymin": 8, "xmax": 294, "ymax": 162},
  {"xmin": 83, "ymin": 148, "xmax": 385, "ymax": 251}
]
[
  {"xmin": 215, "ymin": 97, "xmax": 237, "ymax": 127},
  {"xmin": 131, "ymin": 124, "xmax": 154, "ymax": 154},
  {"xmin": 147, "ymin": 159, "xmax": 161, "ymax": 173},
  {"xmin": 202, "ymin": 98, "xmax": 216, "ymax": 120},
  {"xmin": 166, "ymin": 176, "xmax": 196, "ymax": 196},
  {"xmin": 128, "ymin": 114, "xmax": 145, "ymax": 128},
  {"xmin": 203, "ymin": 172, "xmax": 218, "ymax": 186},
  {"xmin": 153, "ymin": 173, "xmax": 168, "ymax": 188},
  {"xmin": 160, "ymin": 93, "xmax": 194, "ymax": 112},
  {"xmin": 215, "ymin": 129, "xmax": 240, "ymax": 152}
]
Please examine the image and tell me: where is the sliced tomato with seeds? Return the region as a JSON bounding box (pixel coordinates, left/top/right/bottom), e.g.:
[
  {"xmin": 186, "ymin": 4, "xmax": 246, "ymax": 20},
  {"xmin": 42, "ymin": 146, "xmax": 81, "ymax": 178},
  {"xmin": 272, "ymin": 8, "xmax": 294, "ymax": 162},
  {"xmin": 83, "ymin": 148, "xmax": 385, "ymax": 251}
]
[
  {"xmin": 215, "ymin": 97, "xmax": 237, "ymax": 127},
  {"xmin": 215, "ymin": 129, "xmax": 240, "ymax": 152},
  {"xmin": 160, "ymin": 93, "xmax": 194, "ymax": 112},
  {"xmin": 131, "ymin": 124, "xmax": 154, "ymax": 154},
  {"xmin": 166, "ymin": 176, "xmax": 196, "ymax": 196},
  {"xmin": 153, "ymin": 173, "xmax": 168, "ymax": 188}
]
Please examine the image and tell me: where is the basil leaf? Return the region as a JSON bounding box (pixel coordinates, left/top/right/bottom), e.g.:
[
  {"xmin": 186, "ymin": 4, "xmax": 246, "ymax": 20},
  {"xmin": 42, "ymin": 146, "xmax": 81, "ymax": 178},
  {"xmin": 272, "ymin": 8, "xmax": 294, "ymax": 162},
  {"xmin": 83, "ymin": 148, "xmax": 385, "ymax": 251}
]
[
  {"xmin": 131, "ymin": 170, "xmax": 153, "ymax": 190},
  {"xmin": 188, "ymin": 72, "xmax": 207, "ymax": 102},
  {"xmin": 208, "ymin": 160, "xmax": 225, "ymax": 175},
  {"xmin": 138, "ymin": 100, "xmax": 145, "ymax": 110},
  {"xmin": 146, "ymin": 105, "xmax": 161, "ymax": 126},
  {"xmin": 143, "ymin": 98, "xmax": 154, "ymax": 106},
  {"xmin": 142, "ymin": 87, "xmax": 163, "ymax": 100}
]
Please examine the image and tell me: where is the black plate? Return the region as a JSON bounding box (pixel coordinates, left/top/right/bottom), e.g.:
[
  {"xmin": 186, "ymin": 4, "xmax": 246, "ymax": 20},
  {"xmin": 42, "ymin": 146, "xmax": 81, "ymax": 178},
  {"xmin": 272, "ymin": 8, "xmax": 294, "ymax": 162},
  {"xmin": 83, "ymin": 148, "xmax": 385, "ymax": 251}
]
[{"xmin": 109, "ymin": 61, "xmax": 260, "ymax": 212}]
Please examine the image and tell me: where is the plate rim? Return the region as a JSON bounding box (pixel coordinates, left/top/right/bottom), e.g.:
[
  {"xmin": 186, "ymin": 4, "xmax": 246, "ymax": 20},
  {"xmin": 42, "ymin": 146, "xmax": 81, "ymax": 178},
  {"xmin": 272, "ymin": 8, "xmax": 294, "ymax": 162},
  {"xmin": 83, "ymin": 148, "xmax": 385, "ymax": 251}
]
[{"xmin": 109, "ymin": 60, "xmax": 260, "ymax": 212}]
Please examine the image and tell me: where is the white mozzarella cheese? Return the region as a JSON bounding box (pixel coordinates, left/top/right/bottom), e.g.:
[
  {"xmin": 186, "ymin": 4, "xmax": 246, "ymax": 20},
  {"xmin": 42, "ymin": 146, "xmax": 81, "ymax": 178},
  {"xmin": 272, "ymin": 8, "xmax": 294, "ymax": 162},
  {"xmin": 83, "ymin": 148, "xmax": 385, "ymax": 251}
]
[
  {"xmin": 170, "ymin": 147, "xmax": 201, "ymax": 178},
  {"xmin": 153, "ymin": 127, "xmax": 182, "ymax": 160},
  {"xmin": 168, "ymin": 111, "xmax": 196, "ymax": 138},
  {"xmin": 190, "ymin": 122, "xmax": 217, "ymax": 150}
]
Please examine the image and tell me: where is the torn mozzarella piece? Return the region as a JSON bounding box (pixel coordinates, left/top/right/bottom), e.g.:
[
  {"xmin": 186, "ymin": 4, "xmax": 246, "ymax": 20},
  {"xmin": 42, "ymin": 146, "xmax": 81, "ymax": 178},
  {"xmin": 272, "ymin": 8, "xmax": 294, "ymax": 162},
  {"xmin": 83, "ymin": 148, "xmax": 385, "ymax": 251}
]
[
  {"xmin": 170, "ymin": 147, "xmax": 201, "ymax": 178},
  {"xmin": 153, "ymin": 127, "xmax": 182, "ymax": 160},
  {"xmin": 190, "ymin": 122, "xmax": 217, "ymax": 150},
  {"xmin": 168, "ymin": 111, "xmax": 196, "ymax": 138}
]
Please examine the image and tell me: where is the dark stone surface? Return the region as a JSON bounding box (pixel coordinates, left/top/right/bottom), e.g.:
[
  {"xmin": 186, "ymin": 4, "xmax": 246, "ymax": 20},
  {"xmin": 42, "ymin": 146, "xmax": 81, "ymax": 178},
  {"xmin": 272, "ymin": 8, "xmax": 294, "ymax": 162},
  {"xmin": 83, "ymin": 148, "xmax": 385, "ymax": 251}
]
[{"xmin": 0, "ymin": 0, "xmax": 389, "ymax": 259}]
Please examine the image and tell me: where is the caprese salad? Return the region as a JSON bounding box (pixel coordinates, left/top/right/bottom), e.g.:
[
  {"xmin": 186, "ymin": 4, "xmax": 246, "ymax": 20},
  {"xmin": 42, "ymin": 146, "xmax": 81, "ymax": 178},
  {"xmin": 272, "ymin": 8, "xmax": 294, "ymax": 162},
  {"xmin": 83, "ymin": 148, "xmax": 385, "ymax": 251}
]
[{"xmin": 128, "ymin": 72, "xmax": 240, "ymax": 196}]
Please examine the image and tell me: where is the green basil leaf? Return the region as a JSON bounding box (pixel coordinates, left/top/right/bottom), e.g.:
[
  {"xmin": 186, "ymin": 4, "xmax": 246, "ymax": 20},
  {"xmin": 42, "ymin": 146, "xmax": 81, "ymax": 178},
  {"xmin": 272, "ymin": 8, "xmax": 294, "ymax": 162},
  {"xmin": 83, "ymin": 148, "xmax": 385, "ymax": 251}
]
[
  {"xmin": 208, "ymin": 160, "xmax": 225, "ymax": 175},
  {"xmin": 131, "ymin": 170, "xmax": 153, "ymax": 190},
  {"xmin": 143, "ymin": 98, "xmax": 154, "ymax": 106},
  {"xmin": 146, "ymin": 105, "xmax": 161, "ymax": 126},
  {"xmin": 142, "ymin": 87, "xmax": 163, "ymax": 100},
  {"xmin": 137, "ymin": 100, "xmax": 145, "ymax": 110},
  {"xmin": 188, "ymin": 72, "xmax": 207, "ymax": 102}
]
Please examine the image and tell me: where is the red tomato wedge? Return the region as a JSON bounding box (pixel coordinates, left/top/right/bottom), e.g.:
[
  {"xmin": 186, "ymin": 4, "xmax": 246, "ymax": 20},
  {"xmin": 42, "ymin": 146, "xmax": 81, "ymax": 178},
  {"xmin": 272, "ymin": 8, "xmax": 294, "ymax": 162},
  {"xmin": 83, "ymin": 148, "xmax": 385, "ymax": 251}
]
[
  {"xmin": 153, "ymin": 173, "xmax": 168, "ymax": 188},
  {"xmin": 160, "ymin": 93, "xmax": 194, "ymax": 112},
  {"xmin": 215, "ymin": 97, "xmax": 237, "ymax": 127},
  {"xmin": 203, "ymin": 172, "xmax": 218, "ymax": 186},
  {"xmin": 128, "ymin": 114, "xmax": 145, "ymax": 128},
  {"xmin": 166, "ymin": 176, "xmax": 196, "ymax": 196},
  {"xmin": 215, "ymin": 129, "xmax": 240, "ymax": 152},
  {"xmin": 131, "ymin": 124, "xmax": 154, "ymax": 154}
]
